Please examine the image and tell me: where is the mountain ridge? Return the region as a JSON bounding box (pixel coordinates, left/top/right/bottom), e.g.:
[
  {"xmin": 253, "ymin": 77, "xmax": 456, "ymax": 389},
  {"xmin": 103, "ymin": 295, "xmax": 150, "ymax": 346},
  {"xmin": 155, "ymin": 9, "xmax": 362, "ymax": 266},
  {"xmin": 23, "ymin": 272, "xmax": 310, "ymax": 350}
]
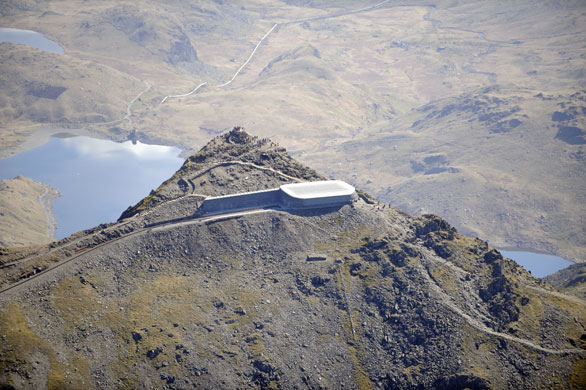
[{"xmin": 0, "ymin": 128, "xmax": 585, "ymax": 389}]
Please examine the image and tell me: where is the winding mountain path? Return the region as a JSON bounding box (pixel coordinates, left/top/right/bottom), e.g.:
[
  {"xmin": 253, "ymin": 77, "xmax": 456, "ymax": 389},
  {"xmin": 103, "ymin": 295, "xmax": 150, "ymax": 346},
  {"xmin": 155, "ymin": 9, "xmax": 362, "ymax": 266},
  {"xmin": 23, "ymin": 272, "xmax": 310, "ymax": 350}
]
[
  {"xmin": 0, "ymin": 160, "xmax": 303, "ymax": 292},
  {"xmin": 0, "ymin": 208, "xmax": 279, "ymax": 298},
  {"xmin": 160, "ymin": 0, "xmax": 391, "ymax": 103},
  {"xmin": 38, "ymin": 183, "xmax": 58, "ymax": 240},
  {"xmin": 99, "ymin": 79, "xmax": 151, "ymax": 128},
  {"xmin": 7, "ymin": 211, "xmax": 581, "ymax": 357},
  {"xmin": 123, "ymin": 81, "xmax": 151, "ymax": 130},
  {"xmin": 184, "ymin": 161, "xmax": 305, "ymax": 192},
  {"xmin": 1, "ymin": 194, "xmax": 583, "ymax": 357},
  {"xmin": 2, "ymin": 1, "xmax": 393, "ymax": 137},
  {"xmin": 160, "ymin": 82, "xmax": 207, "ymax": 104},
  {"xmin": 216, "ymin": 23, "xmax": 279, "ymax": 89},
  {"xmin": 526, "ymin": 285, "xmax": 586, "ymax": 307},
  {"xmin": 419, "ymin": 249, "xmax": 585, "ymax": 355}
]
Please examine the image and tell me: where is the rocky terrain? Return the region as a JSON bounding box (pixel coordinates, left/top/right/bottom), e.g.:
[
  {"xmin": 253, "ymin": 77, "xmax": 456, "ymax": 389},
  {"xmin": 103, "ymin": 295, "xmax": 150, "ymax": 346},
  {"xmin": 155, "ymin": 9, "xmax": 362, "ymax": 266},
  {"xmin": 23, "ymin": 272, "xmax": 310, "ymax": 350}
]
[
  {"xmin": 0, "ymin": 175, "xmax": 58, "ymax": 247},
  {"xmin": 309, "ymin": 87, "xmax": 586, "ymax": 261},
  {"xmin": 1, "ymin": 129, "xmax": 584, "ymax": 389},
  {"xmin": 545, "ymin": 263, "xmax": 586, "ymax": 301},
  {"xmin": 0, "ymin": 43, "xmax": 143, "ymax": 155}
]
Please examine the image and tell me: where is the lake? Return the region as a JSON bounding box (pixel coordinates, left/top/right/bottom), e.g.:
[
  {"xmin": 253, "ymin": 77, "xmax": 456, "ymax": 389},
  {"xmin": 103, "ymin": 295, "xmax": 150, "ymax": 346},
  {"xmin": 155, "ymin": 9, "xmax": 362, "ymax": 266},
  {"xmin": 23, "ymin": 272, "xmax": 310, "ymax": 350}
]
[
  {"xmin": 0, "ymin": 27, "xmax": 64, "ymax": 53},
  {"xmin": 0, "ymin": 135, "xmax": 183, "ymax": 239},
  {"xmin": 500, "ymin": 250, "xmax": 574, "ymax": 278}
]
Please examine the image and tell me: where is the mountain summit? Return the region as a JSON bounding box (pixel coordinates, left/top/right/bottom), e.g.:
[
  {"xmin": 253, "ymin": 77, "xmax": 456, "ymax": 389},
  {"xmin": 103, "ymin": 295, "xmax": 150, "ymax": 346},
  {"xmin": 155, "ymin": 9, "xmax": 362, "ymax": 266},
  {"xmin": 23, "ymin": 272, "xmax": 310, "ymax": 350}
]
[{"xmin": 1, "ymin": 128, "xmax": 585, "ymax": 389}]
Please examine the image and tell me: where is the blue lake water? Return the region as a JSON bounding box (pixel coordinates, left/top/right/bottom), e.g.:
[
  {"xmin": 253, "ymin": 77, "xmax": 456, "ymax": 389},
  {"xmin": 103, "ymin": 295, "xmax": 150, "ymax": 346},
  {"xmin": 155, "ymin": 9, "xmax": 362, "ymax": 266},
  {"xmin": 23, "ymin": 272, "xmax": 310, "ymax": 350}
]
[
  {"xmin": 0, "ymin": 135, "xmax": 183, "ymax": 239},
  {"xmin": 0, "ymin": 27, "xmax": 64, "ymax": 53},
  {"xmin": 500, "ymin": 250, "xmax": 574, "ymax": 278}
]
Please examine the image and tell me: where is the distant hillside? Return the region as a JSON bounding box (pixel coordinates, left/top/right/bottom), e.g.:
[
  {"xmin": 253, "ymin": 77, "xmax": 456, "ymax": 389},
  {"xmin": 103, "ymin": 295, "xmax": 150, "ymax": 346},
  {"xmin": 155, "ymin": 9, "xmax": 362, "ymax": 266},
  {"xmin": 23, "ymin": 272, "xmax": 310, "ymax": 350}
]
[
  {"xmin": 0, "ymin": 43, "xmax": 144, "ymax": 153},
  {"xmin": 305, "ymin": 87, "xmax": 586, "ymax": 262},
  {"xmin": 1, "ymin": 0, "xmax": 585, "ymax": 263},
  {"xmin": 0, "ymin": 175, "xmax": 58, "ymax": 247},
  {"xmin": 1, "ymin": 129, "xmax": 584, "ymax": 389},
  {"xmin": 545, "ymin": 263, "xmax": 586, "ymax": 301}
]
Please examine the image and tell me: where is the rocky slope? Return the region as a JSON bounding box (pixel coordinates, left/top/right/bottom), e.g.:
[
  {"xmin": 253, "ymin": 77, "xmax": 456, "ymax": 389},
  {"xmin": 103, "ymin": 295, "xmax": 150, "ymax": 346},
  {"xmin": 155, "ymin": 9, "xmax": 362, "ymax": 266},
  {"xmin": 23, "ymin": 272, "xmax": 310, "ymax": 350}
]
[
  {"xmin": 0, "ymin": 129, "xmax": 585, "ymax": 390},
  {"xmin": 545, "ymin": 263, "xmax": 586, "ymax": 301}
]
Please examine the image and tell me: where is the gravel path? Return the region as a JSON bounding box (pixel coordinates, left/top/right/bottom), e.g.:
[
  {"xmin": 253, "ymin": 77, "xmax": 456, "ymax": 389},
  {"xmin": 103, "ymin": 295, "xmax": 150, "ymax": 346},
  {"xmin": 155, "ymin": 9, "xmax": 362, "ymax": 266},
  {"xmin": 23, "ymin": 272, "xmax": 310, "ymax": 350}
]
[
  {"xmin": 161, "ymin": 0, "xmax": 391, "ymax": 103},
  {"xmin": 419, "ymin": 249, "xmax": 585, "ymax": 355},
  {"xmin": 38, "ymin": 182, "xmax": 60, "ymax": 240}
]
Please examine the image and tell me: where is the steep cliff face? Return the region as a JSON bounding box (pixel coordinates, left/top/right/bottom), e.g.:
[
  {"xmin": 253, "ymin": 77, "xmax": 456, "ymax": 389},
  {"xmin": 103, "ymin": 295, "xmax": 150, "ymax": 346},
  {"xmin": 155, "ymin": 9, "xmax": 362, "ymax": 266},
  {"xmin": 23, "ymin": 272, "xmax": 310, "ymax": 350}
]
[{"xmin": 1, "ymin": 129, "xmax": 585, "ymax": 389}]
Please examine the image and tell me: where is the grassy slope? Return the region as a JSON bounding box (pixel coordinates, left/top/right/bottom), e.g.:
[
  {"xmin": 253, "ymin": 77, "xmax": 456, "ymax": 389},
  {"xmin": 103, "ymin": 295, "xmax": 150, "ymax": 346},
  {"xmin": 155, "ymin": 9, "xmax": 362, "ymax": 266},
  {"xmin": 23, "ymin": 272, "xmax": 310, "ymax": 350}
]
[
  {"xmin": 0, "ymin": 43, "xmax": 143, "ymax": 152},
  {"xmin": 545, "ymin": 263, "xmax": 586, "ymax": 300},
  {"xmin": 0, "ymin": 176, "xmax": 56, "ymax": 246}
]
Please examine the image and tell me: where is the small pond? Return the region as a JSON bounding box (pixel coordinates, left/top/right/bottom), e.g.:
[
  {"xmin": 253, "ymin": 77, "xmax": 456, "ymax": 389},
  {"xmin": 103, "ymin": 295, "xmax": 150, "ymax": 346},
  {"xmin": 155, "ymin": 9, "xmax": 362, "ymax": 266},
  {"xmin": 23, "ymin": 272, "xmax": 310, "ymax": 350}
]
[
  {"xmin": 0, "ymin": 27, "xmax": 64, "ymax": 53},
  {"xmin": 0, "ymin": 135, "xmax": 184, "ymax": 239},
  {"xmin": 500, "ymin": 250, "xmax": 574, "ymax": 278}
]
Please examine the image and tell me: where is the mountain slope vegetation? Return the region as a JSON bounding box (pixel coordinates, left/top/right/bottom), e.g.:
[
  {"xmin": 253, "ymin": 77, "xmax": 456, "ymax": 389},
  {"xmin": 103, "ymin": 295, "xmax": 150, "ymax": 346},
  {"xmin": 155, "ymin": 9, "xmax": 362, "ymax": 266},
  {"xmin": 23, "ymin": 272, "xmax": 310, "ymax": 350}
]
[
  {"xmin": 1, "ymin": 129, "xmax": 584, "ymax": 389},
  {"xmin": 1, "ymin": 0, "xmax": 584, "ymax": 260}
]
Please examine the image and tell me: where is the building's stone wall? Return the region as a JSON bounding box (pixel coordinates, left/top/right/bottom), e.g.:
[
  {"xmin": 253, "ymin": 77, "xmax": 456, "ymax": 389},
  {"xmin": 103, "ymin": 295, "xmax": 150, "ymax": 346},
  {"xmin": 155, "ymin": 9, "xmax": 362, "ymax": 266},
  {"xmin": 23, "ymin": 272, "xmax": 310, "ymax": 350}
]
[{"xmin": 200, "ymin": 181, "xmax": 356, "ymax": 215}]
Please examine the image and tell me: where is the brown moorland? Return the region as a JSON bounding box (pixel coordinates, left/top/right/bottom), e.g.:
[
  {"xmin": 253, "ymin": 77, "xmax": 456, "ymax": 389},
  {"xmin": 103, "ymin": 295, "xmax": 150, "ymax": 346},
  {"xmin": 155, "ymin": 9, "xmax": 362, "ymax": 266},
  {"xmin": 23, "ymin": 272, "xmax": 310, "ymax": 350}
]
[{"xmin": 0, "ymin": 0, "xmax": 584, "ymax": 260}]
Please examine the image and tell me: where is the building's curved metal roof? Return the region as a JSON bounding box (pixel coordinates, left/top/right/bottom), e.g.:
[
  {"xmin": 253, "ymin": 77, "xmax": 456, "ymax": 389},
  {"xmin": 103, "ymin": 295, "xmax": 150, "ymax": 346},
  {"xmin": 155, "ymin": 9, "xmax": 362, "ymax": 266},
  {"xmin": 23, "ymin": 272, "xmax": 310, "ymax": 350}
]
[{"xmin": 280, "ymin": 180, "xmax": 355, "ymax": 199}]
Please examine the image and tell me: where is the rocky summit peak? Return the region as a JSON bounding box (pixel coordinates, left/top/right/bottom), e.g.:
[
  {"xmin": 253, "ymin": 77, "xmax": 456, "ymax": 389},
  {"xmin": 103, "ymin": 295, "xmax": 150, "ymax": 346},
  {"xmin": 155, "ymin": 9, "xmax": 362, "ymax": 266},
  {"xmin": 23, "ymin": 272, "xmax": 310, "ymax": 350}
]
[
  {"xmin": 119, "ymin": 126, "xmax": 324, "ymax": 220},
  {"xmin": 223, "ymin": 126, "xmax": 255, "ymax": 145},
  {"xmin": 187, "ymin": 126, "xmax": 285, "ymax": 165},
  {"xmin": 1, "ymin": 129, "xmax": 585, "ymax": 390}
]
